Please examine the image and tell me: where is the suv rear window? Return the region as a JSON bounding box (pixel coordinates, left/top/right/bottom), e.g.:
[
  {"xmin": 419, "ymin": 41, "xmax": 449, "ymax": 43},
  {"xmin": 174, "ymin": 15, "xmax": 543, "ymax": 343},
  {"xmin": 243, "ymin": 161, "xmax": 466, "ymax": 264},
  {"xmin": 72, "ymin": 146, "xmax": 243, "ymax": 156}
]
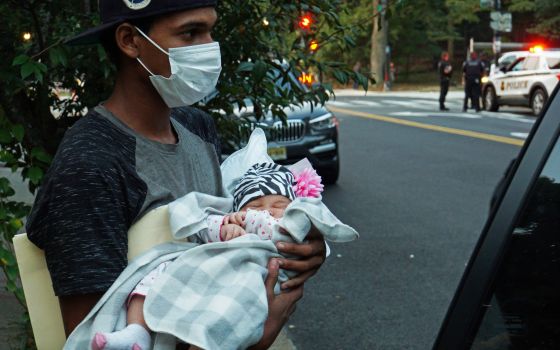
[
  {"xmin": 523, "ymin": 56, "xmax": 539, "ymax": 70},
  {"xmin": 546, "ymin": 57, "xmax": 560, "ymax": 69}
]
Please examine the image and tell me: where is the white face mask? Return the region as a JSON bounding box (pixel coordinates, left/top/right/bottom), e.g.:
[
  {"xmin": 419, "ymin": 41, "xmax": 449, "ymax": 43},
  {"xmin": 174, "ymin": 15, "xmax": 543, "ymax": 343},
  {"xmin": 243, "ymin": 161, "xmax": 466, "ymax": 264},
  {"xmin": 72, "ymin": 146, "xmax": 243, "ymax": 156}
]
[{"xmin": 135, "ymin": 27, "xmax": 222, "ymax": 107}]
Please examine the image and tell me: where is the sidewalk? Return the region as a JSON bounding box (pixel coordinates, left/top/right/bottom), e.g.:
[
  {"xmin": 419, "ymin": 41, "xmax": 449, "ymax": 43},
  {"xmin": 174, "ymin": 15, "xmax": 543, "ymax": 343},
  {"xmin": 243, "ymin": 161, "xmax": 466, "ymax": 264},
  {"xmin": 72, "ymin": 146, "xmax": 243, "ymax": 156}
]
[
  {"xmin": 0, "ymin": 273, "xmax": 25, "ymax": 350},
  {"xmin": 0, "ymin": 167, "xmax": 296, "ymax": 349}
]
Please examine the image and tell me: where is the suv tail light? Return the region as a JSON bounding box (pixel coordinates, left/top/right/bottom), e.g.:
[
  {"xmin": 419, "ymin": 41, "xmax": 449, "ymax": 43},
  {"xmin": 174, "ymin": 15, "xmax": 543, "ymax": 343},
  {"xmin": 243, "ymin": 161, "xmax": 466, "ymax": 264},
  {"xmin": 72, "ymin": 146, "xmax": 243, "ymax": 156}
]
[{"xmin": 557, "ymin": 74, "xmax": 560, "ymax": 80}]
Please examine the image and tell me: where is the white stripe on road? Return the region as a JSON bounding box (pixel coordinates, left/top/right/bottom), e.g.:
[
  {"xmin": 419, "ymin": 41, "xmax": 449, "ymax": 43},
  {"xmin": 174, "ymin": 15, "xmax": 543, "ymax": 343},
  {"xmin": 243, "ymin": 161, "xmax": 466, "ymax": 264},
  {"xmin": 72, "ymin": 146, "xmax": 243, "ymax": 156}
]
[
  {"xmin": 326, "ymin": 101, "xmax": 354, "ymax": 108},
  {"xmin": 350, "ymin": 100, "xmax": 382, "ymax": 107},
  {"xmin": 390, "ymin": 111, "xmax": 482, "ymax": 119},
  {"xmin": 510, "ymin": 132, "xmax": 529, "ymax": 139},
  {"xmin": 383, "ymin": 99, "xmax": 431, "ymax": 108},
  {"xmin": 480, "ymin": 112, "xmax": 535, "ymax": 124}
]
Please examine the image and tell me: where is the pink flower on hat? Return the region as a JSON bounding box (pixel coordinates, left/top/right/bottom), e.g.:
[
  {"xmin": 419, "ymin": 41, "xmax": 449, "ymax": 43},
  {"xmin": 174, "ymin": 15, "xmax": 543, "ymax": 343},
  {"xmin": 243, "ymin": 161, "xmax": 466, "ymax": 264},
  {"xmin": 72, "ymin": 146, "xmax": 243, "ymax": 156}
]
[{"xmin": 293, "ymin": 167, "xmax": 324, "ymax": 198}]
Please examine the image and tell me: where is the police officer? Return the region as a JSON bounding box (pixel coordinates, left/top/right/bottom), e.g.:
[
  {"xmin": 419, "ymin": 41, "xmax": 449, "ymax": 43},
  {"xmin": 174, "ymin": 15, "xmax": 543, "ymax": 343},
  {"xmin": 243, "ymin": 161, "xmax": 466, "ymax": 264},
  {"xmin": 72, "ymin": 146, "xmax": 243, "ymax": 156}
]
[
  {"xmin": 438, "ymin": 51, "xmax": 452, "ymax": 111},
  {"xmin": 462, "ymin": 51, "xmax": 485, "ymax": 112}
]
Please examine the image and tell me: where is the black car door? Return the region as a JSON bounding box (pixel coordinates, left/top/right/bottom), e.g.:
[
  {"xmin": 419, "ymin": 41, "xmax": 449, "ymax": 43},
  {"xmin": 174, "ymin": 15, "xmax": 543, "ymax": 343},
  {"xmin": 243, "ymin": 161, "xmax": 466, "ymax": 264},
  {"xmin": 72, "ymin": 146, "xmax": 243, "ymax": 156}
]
[{"xmin": 433, "ymin": 83, "xmax": 560, "ymax": 349}]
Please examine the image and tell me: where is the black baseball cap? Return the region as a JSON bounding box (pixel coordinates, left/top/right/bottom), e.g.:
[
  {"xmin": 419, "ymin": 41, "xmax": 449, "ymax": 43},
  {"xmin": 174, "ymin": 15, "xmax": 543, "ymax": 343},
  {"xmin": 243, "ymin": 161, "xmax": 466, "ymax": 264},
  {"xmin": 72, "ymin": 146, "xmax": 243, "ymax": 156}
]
[{"xmin": 67, "ymin": 0, "xmax": 218, "ymax": 45}]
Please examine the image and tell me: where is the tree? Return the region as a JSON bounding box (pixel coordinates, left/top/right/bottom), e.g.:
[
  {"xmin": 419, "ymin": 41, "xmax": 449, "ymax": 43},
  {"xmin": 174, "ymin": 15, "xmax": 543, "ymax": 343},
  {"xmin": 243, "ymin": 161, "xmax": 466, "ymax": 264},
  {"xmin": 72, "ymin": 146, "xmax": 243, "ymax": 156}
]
[
  {"xmin": 509, "ymin": 0, "xmax": 560, "ymax": 39},
  {"xmin": 0, "ymin": 1, "xmax": 367, "ymax": 347},
  {"xmin": 443, "ymin": 0, "xmax": 481, "ymax": 59},
  {"xmin": 371, "ymin": 0, "xmax": 388, "ymax": 89}
]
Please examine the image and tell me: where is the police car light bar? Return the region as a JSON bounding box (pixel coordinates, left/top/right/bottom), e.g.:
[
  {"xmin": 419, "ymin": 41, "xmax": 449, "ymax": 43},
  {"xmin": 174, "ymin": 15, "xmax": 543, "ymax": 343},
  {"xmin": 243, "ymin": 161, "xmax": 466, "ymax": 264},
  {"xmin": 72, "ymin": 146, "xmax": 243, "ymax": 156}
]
[{"xmin": 530, "ymin": 45, "xmax": 544, "ymax": 53}]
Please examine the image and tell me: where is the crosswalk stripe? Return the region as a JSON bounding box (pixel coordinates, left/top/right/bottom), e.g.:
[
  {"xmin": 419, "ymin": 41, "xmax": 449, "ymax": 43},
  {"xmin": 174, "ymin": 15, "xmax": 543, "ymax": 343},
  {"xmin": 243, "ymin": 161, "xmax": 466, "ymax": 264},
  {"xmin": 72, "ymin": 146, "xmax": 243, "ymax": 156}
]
[
  {"xmin": 350, "ymin": 100, "xmax": 382, "ymax": 107},
  {"xmin": 390, "ymin": 111, "xmax": 482, "ymax": 119},
  {"xmin": 510, "ymin": 132, "xmax": 529, "ymax": 139},
  {"xmin": 383, "ymin": 99, "xmax": 433, "ymax": 110},
  {"xmin": 326, "ymin": 101, "xmax": 354, "ymax": 108}
]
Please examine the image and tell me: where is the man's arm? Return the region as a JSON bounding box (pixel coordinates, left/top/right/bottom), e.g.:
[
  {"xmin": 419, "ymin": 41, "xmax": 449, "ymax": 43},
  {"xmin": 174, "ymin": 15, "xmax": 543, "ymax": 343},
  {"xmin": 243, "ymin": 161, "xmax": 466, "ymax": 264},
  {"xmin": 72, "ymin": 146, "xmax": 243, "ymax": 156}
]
[
  {"xmin": 249, "ymin": 227, "xmax": 326, "ymax": 348},
  {"xmin": 59, "ymin": 293, "xmax": 104, "ymax": 336},
  {"xmin": 248, "ymin": 259, "xmax": 304, "ymax": 350}
]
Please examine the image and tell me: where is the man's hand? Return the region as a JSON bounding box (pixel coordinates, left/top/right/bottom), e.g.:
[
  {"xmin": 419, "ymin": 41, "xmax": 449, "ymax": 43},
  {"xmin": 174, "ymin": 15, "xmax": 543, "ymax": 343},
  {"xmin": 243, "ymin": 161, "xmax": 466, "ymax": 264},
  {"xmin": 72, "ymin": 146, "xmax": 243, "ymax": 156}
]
[
  {"xmin": 220, "ymin": 224, "xmax": 246, "ymax": 241},
  {"xmin": 248, "ymin": 259, "xmax": 303, "ymax": 350},
  {"xmin": 276, "ymin": 226, "xmax": 326, "ymax": 290}
]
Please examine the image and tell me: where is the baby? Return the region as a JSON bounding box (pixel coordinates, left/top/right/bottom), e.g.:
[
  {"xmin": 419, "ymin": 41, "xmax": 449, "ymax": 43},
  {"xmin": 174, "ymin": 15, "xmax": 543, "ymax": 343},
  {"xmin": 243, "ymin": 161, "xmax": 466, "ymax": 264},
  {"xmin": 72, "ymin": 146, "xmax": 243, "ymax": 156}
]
[{"xmin": 92, "ymin": 162, "xmax": 324, "ymax": 350}]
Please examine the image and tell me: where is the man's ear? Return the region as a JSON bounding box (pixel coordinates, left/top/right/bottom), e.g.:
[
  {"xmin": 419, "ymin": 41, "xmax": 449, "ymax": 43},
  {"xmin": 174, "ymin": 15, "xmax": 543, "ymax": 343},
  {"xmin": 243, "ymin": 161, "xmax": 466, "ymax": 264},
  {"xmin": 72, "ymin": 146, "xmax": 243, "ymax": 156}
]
[{"xmin": 114, "ymin": 23, "xmax": 141, "ymax": 60}]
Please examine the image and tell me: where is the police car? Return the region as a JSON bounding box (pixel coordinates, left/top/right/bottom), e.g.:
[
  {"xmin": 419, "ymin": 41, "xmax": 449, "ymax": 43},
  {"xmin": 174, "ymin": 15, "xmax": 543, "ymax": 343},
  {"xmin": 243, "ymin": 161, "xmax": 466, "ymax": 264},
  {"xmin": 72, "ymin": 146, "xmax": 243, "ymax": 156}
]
[{"xmin": 482, "ymin": 50, "xmax": 560, "ymax": 116}]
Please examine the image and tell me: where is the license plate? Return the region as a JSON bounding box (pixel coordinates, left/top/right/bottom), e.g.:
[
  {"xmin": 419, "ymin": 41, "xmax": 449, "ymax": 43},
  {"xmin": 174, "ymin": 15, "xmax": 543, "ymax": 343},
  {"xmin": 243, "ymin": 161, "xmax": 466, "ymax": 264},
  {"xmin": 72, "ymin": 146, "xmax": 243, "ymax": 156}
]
[{"xmin": 267, "ymin": 146, "xmax": 287, "ymax": 160}]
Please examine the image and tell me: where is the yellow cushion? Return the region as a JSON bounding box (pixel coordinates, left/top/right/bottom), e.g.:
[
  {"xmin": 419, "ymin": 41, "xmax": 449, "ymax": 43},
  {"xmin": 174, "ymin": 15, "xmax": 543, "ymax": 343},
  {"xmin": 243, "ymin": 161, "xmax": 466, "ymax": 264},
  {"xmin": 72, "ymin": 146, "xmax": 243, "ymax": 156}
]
[
  {"xmin": 14, "ymin": 205, "xmax": 175, "ymax": 350},
  {"xmin": 13, "ymin": 234, "xmax": 65, "ymax": 350}
]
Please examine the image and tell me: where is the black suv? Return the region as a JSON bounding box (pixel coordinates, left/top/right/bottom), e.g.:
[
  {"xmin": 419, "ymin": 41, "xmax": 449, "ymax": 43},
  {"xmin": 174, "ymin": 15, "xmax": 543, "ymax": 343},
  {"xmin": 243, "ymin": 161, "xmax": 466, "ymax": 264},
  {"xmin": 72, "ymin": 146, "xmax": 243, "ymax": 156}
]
[
  {"xmin": 434, "ymin": 82, "xmax": 560, "ymax": 349},
  {"xmin": 219, "ymin": 74, "xmax": 340, "ymax": 184}
]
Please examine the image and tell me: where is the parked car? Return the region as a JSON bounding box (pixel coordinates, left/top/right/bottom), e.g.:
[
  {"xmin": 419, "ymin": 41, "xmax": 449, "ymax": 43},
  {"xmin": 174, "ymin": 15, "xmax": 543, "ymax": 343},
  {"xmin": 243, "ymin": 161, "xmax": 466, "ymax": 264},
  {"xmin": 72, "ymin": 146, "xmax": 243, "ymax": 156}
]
[
  {"xmin": 434, "ymin": 82, "xmax": 560, "ymax": 349},
  {"xmin": 218, "ymin": 71, "xmax": 340, "ymax": 185},
  {"xmin": 482, "ymin": 50, "xmax": 560, "ymax": 116}
]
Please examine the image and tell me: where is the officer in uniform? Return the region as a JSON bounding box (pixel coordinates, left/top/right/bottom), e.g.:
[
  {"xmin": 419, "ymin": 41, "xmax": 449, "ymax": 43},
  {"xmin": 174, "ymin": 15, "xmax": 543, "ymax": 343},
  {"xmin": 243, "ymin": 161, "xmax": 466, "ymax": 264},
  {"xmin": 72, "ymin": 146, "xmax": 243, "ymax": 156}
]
[
  {"xmin": 462, "ymin": 51, "xmax": 485, "ymax": 112},
  {"xmin": 438, "ymin": 51, "xmax": 452, "ymax": 111}
]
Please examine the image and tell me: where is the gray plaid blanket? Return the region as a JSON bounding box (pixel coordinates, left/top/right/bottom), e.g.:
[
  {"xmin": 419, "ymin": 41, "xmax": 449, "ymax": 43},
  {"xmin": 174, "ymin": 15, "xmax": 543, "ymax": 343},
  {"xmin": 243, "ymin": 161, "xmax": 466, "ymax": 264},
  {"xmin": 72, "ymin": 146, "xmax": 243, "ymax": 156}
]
[{"xmin": 64, "ymin": 192, "xmax": 358, "ymax": 350}]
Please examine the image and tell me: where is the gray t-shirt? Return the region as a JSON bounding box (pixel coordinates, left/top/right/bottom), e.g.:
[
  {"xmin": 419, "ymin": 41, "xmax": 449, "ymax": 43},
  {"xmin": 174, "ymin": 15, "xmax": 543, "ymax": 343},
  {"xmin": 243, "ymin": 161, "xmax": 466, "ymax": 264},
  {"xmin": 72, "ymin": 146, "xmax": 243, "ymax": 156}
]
[{"xmin": 27, "ymin": 105, "xmax": 223, "ymax": 296}]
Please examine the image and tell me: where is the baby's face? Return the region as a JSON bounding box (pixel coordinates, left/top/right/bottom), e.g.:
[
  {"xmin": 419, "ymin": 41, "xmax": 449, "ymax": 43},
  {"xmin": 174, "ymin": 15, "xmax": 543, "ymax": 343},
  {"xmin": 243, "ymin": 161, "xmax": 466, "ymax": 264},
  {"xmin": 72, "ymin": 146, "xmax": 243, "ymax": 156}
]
[{"xmin": 241, "ymin": 195, "xmax": 291, "ymax": 219}]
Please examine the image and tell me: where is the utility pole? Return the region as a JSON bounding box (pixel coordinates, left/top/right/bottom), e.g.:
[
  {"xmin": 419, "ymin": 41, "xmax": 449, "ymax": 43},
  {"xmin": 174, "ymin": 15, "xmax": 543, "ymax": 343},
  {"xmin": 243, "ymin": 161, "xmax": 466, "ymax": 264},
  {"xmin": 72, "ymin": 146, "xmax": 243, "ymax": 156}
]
[
  {"xmin": 493, "ymin": 0, "xmax": 501, "ymax": 65},
  {"xmin": 370, "ymin": 0, "xmax": 388, "ymax": 89}
]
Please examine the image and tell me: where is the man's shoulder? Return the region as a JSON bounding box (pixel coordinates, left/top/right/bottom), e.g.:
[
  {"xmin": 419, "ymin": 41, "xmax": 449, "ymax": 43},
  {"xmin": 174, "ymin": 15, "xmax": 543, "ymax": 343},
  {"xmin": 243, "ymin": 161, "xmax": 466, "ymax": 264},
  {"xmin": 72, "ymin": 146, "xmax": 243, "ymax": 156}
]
[{"xmin": 55, "ymin": 110, "xmax": 136, "ymax": 170}]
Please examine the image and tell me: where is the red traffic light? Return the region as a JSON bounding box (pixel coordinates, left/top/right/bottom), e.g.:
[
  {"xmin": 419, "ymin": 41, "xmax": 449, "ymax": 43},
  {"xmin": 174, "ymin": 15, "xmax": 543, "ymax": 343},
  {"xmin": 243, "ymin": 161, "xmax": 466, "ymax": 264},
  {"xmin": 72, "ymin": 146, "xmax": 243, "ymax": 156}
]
[{"xmin": 298, "ymin": 14, "xmax": 313, "ymax": 30}]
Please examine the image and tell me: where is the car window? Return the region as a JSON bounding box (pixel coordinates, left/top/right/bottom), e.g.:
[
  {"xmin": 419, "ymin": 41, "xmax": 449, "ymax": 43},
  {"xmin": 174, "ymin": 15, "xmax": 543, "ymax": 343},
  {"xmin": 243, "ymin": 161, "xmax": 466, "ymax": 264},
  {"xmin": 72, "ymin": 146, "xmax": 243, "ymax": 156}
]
[
  {"xmin": 499, "ymin": 55, "xmax": 517, "ymax": 68},
  {"xmin": 509, "ymin": 57, "xmax": 526, "ymax": 72},
  {"xmin": 546, "ymin": 57, "xmax": 560, "ymax": 69},
  {"xmin": 469, "ymin": 135, "xmax": 560, "ymax": 349},
  {"xmin": 523, "ymin": 56, "xmax": 539, "ymax": 70}
]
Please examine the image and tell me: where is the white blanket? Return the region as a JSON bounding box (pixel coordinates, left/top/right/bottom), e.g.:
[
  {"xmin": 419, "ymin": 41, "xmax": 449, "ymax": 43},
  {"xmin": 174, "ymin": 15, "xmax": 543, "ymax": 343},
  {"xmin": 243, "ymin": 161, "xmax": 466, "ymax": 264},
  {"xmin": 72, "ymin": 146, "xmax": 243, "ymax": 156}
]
[{"xmin": 144, "ymin": 192, "xmax": 358, "ymax": 349}]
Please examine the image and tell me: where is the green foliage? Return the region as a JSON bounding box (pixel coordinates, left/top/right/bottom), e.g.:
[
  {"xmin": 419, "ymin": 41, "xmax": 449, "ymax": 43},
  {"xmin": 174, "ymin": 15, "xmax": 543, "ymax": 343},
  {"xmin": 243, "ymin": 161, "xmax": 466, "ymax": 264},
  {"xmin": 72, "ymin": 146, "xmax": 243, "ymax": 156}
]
[
  {"xmin": 510, "ymin": 0, "xmax": 560, "ymax": 38},
  {"xmin": 0, "ymin": 1, "xmax": 365, "ymax": 347}
]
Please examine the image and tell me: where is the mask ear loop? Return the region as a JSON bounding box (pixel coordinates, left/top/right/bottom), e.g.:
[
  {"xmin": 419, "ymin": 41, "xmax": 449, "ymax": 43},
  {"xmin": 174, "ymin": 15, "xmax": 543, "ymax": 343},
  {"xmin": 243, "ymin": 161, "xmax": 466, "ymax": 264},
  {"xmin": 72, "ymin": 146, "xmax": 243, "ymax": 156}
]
[
  {"xmin": 134, "ymin": 26, "xmax": 169, "ymax": 76},
  {"xmin": 135, "ymin": 26, "xmax": 170, "ymax": 56}
]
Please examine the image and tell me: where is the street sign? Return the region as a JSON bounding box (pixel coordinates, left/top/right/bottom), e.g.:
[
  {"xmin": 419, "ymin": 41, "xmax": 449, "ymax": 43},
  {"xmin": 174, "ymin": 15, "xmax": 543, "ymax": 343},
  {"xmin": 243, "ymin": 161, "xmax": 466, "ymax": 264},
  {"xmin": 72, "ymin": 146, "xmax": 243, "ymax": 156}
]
[
  {"xmin": 490, "ymin": 11, "xmax": 512, "ymax": 32},
  {"xmin": 480, "ymin": 0, "xmax": 493, "ymax": 9}
]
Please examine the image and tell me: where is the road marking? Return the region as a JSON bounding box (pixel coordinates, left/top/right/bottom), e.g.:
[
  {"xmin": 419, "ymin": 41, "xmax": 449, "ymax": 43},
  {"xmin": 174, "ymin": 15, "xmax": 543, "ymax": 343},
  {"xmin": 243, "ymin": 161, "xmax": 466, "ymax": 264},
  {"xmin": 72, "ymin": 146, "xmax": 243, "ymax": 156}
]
[
  {"xmin": 510, "ymin": 132, "xmax": 529, "ymax": 139},
  {"xmin": 480, "ymin": 112, "xmax": 535, "ymax": 124},
  {"xmin": 383, "ymin": 99, "xmax": 432, "ymax": 109},
  {"xmin": 410, "ymin": 99, "xmax": 439, "ymax": 107},
  {"xmin": 350, "ymin": 100, "xmax": 382, "ymax": 107},
  {"xmin": 390, "ymin": 111, "xmax": 482, "ymax": 119},
  {"xmin": 326, "ymin": 101, "xmax": 354, "ymax": 108},
  {"xmin": 328, "ymin": 106, "xmax": 525, "ymax": 147}
]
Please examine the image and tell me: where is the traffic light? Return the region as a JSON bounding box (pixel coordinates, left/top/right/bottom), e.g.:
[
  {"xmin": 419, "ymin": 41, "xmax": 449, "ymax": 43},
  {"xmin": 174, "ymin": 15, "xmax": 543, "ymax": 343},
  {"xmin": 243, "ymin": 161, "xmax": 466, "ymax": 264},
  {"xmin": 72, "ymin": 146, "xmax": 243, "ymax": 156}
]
[
  {"xmin": 298, "ymin": 13, "xmax": 313, "ymax": 31},
  {"xmin": 298, "ymin": 72, "xmax": 314, "ymax": 85},
  {"xmin": 309, "ymin": 39, "xmax": 319, "ymax": 53}
]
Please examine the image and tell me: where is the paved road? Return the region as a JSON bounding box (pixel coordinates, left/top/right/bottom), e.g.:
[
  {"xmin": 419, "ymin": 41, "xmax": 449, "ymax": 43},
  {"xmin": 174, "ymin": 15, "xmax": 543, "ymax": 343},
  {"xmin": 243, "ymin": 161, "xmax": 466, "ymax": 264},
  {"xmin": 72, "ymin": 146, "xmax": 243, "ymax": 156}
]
[{"xmin": 285, "ymin": 90, "xmax": 533, "ymax": 349}]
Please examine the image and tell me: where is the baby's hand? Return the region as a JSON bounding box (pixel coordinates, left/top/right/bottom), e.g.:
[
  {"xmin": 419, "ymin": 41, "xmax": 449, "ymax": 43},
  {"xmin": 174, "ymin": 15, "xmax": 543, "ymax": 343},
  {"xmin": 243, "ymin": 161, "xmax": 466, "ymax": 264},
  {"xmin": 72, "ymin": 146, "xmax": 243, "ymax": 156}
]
[
  {"xmin": 223, "ymin": 211, "xmax": 246, "ymax": 227},
  {"xmin": 220, "ymin": 224, "xmax": 246, "ymax": 241}
]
